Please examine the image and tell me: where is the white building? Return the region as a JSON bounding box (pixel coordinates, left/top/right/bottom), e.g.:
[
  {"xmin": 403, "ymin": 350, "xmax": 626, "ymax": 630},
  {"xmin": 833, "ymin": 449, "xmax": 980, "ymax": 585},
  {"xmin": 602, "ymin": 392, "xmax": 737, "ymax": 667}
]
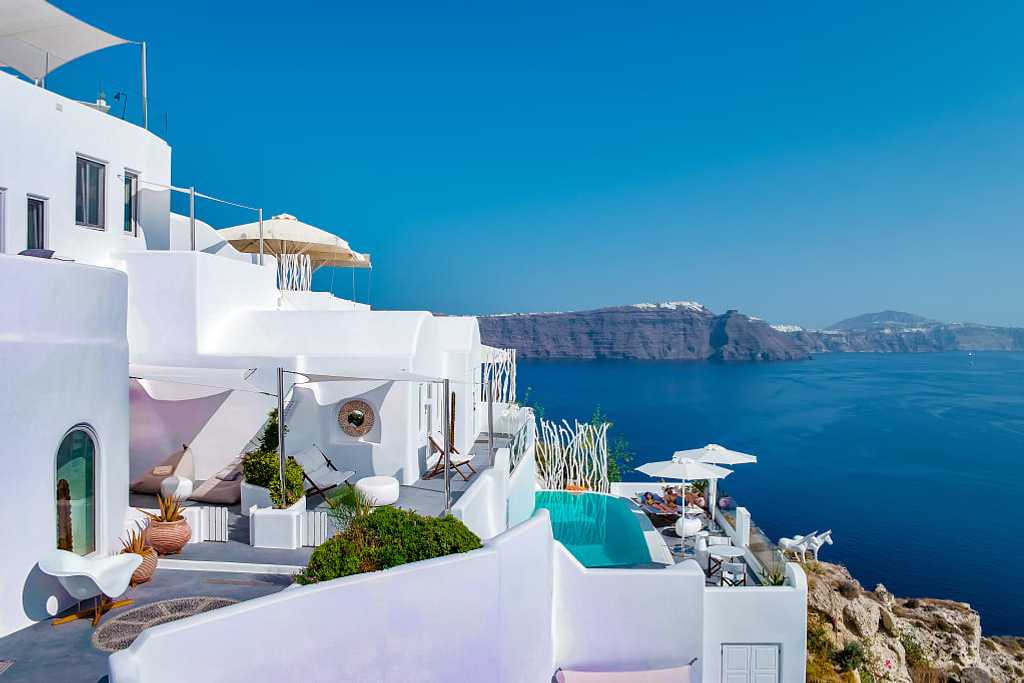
[{"xmin": 0, "ymin": 4, "xmax": 806, "ymax": 681}]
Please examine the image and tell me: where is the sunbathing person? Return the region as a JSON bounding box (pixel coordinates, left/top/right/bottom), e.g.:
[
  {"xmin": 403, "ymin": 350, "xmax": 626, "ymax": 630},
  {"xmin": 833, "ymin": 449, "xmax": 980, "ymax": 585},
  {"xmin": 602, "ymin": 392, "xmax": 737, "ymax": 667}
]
[{"xmin": 640, "ymin": 491, "xmax": 676, "ymax": 513}]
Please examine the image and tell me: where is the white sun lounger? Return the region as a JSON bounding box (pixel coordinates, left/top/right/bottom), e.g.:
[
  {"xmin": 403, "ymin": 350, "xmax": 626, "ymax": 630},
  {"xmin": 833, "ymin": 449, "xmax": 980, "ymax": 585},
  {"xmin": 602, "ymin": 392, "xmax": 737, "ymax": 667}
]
[{"xmin": 555, "ymin": 662, "xmax": 695, "ymax": 683}]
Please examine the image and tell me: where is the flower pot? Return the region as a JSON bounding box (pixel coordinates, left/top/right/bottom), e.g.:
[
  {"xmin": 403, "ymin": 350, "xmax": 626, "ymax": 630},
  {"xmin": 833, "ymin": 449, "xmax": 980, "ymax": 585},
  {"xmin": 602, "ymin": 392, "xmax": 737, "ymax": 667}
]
[
  {"xmin": 146, "ymin": 518, "xmax": 191, "ymax": 555},
  {"xmin": 128, "ymin": 548, "xmax": 158, "ymax": 585}
]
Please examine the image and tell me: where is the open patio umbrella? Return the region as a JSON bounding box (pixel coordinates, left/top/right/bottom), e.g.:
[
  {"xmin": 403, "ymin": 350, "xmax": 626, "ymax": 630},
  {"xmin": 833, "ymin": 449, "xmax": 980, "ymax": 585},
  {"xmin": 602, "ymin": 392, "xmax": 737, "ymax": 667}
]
[
  {"xmin": 636, "ymin": 457, "xmax": 732, "ymax": 523},
  {"xmin": 673, "ymin": 444, "xmax": 756, "ymax": 513},
  {"xmin": 218, "ymin": 214, "xmax": 371, "ymax": 290}
]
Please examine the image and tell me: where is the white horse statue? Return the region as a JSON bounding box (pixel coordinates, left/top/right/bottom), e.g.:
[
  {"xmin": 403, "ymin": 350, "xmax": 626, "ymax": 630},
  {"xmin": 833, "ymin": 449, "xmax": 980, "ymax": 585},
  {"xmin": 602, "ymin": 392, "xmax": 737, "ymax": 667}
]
[
  {"xmin": 806, "ymin": 530, "xmax": 833, "ymax": 561},
  {"xmin": 778, "ymin": 531, "xmax": 817, "ymax": 562}
]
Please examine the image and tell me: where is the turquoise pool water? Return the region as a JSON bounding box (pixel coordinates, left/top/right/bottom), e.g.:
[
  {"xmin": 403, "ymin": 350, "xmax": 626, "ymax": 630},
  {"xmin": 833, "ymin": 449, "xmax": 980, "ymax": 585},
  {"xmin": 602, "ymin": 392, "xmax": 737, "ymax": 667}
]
[{"xmin": 534, "ymin": 491, "xmax": 651, "ymax": 568}]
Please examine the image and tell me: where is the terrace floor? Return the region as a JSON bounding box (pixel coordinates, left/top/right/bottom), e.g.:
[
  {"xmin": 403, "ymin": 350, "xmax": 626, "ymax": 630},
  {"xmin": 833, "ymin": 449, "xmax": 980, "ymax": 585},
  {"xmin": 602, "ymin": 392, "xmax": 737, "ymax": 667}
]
[
  {"xmin": 0, "ymin": 569, "xmax": 290, "ymax": 683},
  {"xmin": 393, "ymin": 436, "xmax": 507, "ymax": 517}
]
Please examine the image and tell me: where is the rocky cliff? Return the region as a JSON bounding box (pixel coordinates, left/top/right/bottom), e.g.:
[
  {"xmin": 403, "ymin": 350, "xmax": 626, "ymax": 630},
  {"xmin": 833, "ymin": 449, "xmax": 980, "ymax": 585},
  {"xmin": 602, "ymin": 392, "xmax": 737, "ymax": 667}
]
[
  {"xmin": 476, "ymin": 302, "xmax": 809, "ymax": 361},
  {"xmin": 806, "ymin": 561, "xmax": 1023, "ymax": 682},
  {"xmin": 477, "ymin": 305, "xmax": 1024, "ymax": 361}
]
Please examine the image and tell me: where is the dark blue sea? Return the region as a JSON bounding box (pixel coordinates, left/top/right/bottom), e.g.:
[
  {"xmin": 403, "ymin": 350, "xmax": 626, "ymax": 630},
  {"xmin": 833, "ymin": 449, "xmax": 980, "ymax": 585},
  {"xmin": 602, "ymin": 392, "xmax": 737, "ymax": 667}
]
[{"xmin": 519, "ymin": 352, "xmax": 1024, "ymax": 635}]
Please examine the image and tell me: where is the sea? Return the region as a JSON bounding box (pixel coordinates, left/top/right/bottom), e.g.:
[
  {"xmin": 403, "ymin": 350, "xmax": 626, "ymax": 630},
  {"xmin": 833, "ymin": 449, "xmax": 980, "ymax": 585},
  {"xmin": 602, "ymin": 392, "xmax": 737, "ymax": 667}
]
[{"xmin": 518, "ymin": 352, "xmax": 1024, "ymax": 635}]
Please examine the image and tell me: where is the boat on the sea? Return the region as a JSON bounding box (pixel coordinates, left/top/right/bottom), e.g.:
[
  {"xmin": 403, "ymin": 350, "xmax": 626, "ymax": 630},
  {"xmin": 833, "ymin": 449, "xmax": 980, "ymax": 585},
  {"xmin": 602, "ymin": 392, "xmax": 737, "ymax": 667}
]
[{"xmin": 0, "ymin": 3, "xmax": 807, "ymax": 681}]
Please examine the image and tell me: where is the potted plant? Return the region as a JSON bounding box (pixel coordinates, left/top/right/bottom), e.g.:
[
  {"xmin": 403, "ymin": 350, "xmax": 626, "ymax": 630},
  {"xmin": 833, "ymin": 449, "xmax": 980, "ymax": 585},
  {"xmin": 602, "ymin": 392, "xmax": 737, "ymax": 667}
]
[
  {"xmin": 121, "ymin": 522, "xmax": 158, "ymax": 585},
  {"xmin": 140, "ymin": 494, "xmax": 191, "ymax": 555}
]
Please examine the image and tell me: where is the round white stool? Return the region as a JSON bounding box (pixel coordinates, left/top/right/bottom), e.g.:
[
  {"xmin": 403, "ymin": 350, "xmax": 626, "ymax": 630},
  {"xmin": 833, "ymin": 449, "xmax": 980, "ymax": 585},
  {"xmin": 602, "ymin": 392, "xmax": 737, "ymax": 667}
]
[
  {"xmin": 675, "ymin": 515, "xmax": 702, "ymax": 539},
  {"xmin": 160, "ymin": 475, "xmax": 193, "ymax": 501},
  {"xmin": 355, "ymin": 475, "xmax": 400, "ymax": 506}
]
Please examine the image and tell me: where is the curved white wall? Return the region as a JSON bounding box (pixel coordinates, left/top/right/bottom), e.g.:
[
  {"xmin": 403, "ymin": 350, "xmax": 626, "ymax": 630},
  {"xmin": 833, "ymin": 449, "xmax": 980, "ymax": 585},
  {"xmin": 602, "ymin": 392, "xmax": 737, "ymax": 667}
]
[
  {"xmin": 0, "ymin": 255, "xmax": 129, "ymax": 637},
  {"xmin": 0, "ymin": 72, "xmax": 171, "ymax": 266}
]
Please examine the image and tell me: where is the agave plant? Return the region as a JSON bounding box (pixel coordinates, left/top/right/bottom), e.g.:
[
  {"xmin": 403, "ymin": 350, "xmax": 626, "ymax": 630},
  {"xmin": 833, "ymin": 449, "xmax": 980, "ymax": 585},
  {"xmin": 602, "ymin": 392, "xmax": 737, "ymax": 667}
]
[
  {"xmin": 139, "ymin": 494, "xmax": 185, "ymax": 523},
  {"xmin": 120, "ymin": 522, "xmax": 153, "ymax": 555}
]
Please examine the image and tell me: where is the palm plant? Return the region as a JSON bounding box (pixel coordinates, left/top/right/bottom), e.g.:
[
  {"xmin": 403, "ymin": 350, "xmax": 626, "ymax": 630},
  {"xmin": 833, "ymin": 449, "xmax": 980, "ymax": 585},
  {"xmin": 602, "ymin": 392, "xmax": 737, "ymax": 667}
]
[{"xmin": 139, "ymin": 494, "xmax": 185, "ymax": 523}]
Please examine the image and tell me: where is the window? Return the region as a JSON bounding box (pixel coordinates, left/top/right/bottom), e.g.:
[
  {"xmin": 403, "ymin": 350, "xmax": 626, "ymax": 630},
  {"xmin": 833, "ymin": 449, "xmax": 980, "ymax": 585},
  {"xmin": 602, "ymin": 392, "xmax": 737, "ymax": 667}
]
[
  {"xmin": 56, "ymin": 427, "xmax": 97, "ymax": 555},
  {"xmin": 27, "ymin": 196, "xmax": 45, "ymax": 250},
  {"xmin": 75, "ymin": 156, "xmax": 105, "ymax": 228},
  {"xmin": 123, "ymin": 171, "xmax": 139, "ymax": 234}
]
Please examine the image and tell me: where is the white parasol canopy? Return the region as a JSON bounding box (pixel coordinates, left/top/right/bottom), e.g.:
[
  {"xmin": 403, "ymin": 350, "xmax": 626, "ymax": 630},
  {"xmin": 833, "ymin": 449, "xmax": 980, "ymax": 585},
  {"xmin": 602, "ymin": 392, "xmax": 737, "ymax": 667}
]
[
  {"xmin": 636, "ymin": 457, "xmax": 733, "ymax": 481},
  {"xmin": 674, "ymin": 443, "xmax": 757, "ymax": 466},
  {"xmin": 0, "ymin": 0, "xmax": 129, "ymax": 80},
  {"xmin": 218, "ymin": 214, "xmax": 370, "ymax": 291}
]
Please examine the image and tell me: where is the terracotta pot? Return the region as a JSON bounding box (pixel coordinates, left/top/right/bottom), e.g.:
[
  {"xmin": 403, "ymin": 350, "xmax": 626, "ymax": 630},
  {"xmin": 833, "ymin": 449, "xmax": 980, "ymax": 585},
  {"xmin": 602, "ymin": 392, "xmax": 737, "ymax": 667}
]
[
  {"xmin": 128, "ymin": 548, "xmax": 158, "ymax": 585},
  {"xmin": 146, "ymin": 518, "xmax": 191, "ymax": 555}
]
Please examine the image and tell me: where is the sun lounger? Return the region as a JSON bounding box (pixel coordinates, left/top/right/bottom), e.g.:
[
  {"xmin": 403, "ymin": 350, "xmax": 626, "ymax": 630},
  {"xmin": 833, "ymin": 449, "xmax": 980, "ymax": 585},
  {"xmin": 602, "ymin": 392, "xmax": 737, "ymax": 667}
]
[
  {"xmin": 555, "ymin": 662, "xmax": 695, "ymax": 682},
  {"xmin": 291, "ymin": 445, "xmax": 355, "ymax": 500},
  {"xmin": 189, "ymin": 457, "xmax": 243, "ymax": 505},
  {"xmin": 130, "ymin": 444, "xmax": 194, "ymax": 495}
]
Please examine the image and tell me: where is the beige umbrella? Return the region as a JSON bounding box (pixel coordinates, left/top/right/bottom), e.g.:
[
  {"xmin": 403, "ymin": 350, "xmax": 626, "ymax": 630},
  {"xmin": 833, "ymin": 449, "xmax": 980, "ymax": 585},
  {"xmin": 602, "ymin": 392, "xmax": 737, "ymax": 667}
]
[{"xmin": 218, "ymin": 213, "xmax": 370, "ymax": 290}]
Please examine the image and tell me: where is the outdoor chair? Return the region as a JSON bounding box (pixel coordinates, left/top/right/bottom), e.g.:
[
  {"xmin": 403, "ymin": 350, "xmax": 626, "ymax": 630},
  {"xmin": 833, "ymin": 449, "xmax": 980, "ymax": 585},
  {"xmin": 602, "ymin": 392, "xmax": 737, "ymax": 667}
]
[
  {"xmin": 721, "ymin": 562, "xmax": 747, "ymax": 587},
  {"xmin": 38, "ymin": 550, "xmax": 142, "ymax": 627},
  {"xmin": 189, "ymin": 456, "xmax": 243, "ymax": 505},
  {"xmin": 423, "ymin": 435, "xmax": 477, "ymax": 481},
  {"xmin": 291, "ymin": 444, "xmax": 356, "ymax": 501}
]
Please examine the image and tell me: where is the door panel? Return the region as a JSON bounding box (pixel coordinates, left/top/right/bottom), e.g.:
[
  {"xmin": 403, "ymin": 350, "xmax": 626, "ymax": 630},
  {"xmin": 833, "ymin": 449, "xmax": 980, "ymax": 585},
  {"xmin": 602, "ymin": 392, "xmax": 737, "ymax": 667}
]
[{"xmin": 722, "ymin": 644, "xmax": 780, "ymax": 683}]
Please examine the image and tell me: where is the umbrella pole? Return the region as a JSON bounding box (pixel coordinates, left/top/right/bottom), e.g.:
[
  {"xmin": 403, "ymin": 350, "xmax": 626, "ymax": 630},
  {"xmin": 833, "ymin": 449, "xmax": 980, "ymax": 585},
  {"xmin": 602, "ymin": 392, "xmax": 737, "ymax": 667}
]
[{"xmin": 277, "ymin": 367, "xmax": 287, "ymax": 508}]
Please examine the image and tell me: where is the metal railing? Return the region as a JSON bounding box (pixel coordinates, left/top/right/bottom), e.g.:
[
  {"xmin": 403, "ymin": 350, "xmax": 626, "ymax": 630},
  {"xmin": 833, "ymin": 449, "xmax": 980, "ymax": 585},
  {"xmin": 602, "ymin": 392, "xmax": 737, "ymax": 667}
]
[{"xmin": 508, "ymin": 414, "xmax": 536, "ymax": 473}]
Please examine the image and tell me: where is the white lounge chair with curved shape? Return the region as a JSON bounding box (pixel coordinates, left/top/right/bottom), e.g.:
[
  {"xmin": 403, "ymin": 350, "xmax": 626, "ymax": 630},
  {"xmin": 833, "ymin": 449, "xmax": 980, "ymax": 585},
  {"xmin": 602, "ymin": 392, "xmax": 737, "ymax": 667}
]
[
  {"xmin": 38, "ymin": 550, "xmax": 142, "ymax": 626},
  {"xmin": 807, "ymin": 530, "xmax": 833, "ymax": 561},
  {"xmin": 779, "ymin": 531, "xmax": 817, "ymax": 562},
  {"xmin": 556, "ymin": 661, "xmax": 696, "ymax": 682}
]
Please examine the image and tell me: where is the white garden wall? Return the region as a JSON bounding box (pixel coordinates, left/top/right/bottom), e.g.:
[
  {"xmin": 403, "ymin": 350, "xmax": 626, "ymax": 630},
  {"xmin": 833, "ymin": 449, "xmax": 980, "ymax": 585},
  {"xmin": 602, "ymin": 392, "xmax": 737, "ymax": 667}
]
[{"xmin": 109, "ymin": 513, "xmax": 556, "ymax": 683}]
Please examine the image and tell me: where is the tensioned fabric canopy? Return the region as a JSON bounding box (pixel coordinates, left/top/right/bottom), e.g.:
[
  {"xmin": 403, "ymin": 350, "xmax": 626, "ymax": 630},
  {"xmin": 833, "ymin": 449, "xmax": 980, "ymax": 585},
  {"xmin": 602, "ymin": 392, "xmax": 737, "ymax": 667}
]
[
  {"xmin": 218, "ymin": 214, "xmax": 371, "ymax": 271},
  {"xmin": 0, "ymin": 0, "xmax": 129, "ymax": 80}
]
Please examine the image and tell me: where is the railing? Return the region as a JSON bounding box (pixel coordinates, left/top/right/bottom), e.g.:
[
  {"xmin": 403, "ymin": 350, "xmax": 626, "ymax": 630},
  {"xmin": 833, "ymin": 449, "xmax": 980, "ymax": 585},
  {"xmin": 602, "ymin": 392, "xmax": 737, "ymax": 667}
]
[
  {"xmin": 508, "ymin": 413, "xmax": 536, "ymax": 473},
  {"xmin": 303, "ymin": 510, "xmax": 338, "ymax": 547}
]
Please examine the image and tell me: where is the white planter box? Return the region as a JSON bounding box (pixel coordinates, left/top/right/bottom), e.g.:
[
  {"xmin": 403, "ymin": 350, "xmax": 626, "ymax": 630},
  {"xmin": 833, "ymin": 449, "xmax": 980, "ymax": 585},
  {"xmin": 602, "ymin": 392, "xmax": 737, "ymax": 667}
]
[
  {"xmin": 249, "ymin": 496, "xmax": 306, "ymax": 550},
  {"xmin": 240, "ymin": 480, "xmax": 273, "ymax": 516}
]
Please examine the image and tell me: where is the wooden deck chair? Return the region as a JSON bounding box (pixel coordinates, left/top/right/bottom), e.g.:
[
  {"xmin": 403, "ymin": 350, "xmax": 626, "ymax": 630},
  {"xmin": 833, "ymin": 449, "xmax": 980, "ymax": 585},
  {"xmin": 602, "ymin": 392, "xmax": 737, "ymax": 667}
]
[
  {"xmin": 423, "ymin": 436, "xmax": 477, "ymax": 481},
  {"xmin": 292, "ymin": 444, "xmax": 355, "ymax": 501}
]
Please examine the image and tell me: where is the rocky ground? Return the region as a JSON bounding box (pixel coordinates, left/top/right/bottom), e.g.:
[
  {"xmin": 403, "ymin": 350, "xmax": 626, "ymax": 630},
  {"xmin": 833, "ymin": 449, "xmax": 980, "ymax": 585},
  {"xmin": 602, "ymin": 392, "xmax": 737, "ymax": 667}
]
[{"xmin": 805, "ymin": 561, "xmax": 1024, "ymax": 682}]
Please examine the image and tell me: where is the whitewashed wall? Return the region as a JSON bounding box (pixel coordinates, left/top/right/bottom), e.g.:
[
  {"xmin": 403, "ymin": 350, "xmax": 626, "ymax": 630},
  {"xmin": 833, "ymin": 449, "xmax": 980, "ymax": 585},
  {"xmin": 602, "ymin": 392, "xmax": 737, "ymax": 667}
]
[
  {"xmin": 0, "ymin": 72, "xmax": 171, "ymax": 265},
  {"xmin": 702, "ymin": 563, "xmax": 807, "ymax": 682},
  {"xmin": 0, "ymin": 256, "xmax": 130, "ymax": 637},
  {"xmin": 553, "ymin": 547, "xmax": 705, "ymax": 676},
  {"xmin": 109, "ymin": 513, "xmax": 556, "ymax": 683}
]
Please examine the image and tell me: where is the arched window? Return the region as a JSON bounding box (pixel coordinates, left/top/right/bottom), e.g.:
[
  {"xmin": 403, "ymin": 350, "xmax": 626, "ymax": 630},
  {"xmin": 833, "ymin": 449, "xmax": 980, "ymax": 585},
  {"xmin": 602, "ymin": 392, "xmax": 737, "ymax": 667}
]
[{"xmin": 55, "ymin": 427, "xmax": 96, "ymax": 555}]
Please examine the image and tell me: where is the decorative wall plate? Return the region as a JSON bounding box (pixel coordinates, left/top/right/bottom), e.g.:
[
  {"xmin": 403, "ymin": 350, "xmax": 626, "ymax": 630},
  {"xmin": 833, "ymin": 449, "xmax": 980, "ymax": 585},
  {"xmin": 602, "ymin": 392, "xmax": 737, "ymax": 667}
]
[{"xmin": 338, "ymin": 399, "xmax": 375, "ymax": 437}]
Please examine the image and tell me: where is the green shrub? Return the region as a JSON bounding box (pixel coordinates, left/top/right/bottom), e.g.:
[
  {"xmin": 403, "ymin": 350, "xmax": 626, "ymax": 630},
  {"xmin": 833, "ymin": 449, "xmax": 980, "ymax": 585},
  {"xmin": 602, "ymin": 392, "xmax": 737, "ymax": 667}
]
[
  {"xmin": 297, "ymin": 506, "xmax": 482, "ymax": 584},
  {"xmin": 253, "ymin": 408, "xmax": 287, "ymax": 454},
  {"xmin": 901, "ymin": 632, "xmax": 927, "ymax": 669},
  {"xmin": 832, "ymin": 642, "xmax": 867, "ymax": 673},
  {"xmin": 242, "ymin": 450, "xmax": 304, "ymax": 508}
]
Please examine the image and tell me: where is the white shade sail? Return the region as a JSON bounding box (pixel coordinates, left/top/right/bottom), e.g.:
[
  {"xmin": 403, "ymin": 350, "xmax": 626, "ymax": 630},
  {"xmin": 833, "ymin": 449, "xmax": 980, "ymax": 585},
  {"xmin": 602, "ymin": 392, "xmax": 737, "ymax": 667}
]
[
  {"xmin": 0, "ymin": 0, "xmax": 129, "ymax": 80},
  {"xmin": 636, "ymin": 458, "xmax": 732, "ymax": 481},
  {"xmin": 673, "ymin": 443, "xmax": 757, "ymax": 466}
]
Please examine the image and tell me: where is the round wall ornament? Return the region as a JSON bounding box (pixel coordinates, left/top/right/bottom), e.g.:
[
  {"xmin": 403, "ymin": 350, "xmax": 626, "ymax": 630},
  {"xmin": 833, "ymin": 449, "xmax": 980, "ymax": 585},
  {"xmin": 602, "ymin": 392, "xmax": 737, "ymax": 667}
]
[{"xmin": 338, "ymin": 399, "xmax": 375, "ymax": 437}]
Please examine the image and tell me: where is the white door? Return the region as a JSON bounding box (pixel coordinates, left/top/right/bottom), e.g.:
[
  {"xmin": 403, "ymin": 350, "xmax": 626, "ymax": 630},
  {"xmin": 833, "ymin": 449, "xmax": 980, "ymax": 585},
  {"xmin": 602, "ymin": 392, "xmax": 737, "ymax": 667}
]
[{"xmin": 722, "ymin": 644, "xmax": 779, "ymax": 683}]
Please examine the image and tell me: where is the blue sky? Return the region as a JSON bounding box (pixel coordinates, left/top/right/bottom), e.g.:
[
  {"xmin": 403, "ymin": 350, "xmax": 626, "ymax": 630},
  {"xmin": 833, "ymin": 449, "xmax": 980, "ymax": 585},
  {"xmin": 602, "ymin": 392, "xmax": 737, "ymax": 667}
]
[{"xmin": 45, "ymin": 1, "xmax": 1024, "ymax": 328}]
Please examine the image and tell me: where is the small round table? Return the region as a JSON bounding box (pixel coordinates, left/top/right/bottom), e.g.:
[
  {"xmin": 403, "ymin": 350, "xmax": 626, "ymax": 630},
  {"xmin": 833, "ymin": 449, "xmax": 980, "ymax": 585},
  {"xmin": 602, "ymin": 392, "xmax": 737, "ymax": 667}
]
[{"xmin": 708, "ymin": 544, "xmax": 746, "ymax": 573}]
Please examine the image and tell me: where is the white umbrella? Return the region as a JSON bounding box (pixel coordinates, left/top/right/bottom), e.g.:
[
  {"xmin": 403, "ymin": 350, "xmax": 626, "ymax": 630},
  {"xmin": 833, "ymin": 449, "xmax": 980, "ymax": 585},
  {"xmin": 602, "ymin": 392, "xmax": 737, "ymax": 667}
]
[
  {"xmin": 636, "ymin": 457, "xmax": 732, "ymax": 529},
  {"xmin": 674, "ymin": 444, "xmax": 756, "ymax": 515},
  {"xmin": 673, "ymin": 443, "xmax": 757, "ymax": 466}
]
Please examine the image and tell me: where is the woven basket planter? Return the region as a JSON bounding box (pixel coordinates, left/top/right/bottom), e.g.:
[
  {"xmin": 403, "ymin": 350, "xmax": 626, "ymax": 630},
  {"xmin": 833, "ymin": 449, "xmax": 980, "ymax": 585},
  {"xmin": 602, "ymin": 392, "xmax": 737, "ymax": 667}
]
[
  {"xmin": 128, "ymin": 549, "xmax": 158, "ymax": 585},
  {"xmin": 146, "ymin": 519, "xmax": 191, "ymax": 556}
]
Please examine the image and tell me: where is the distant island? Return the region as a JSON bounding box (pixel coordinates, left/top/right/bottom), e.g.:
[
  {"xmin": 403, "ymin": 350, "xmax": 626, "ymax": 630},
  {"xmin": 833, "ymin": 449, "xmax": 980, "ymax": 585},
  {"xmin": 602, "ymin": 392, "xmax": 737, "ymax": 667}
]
[{"xmin": 477, "ymin": 304, "xmax": 1024, "ymax": 361}]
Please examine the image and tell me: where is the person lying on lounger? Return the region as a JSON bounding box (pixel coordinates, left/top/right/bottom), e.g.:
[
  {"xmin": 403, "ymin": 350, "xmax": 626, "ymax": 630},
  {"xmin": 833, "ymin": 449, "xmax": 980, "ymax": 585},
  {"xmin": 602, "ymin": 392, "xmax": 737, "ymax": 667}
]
[{"xmin": 640, "ymin": 492, "xmax": 677, "ymax": 513}]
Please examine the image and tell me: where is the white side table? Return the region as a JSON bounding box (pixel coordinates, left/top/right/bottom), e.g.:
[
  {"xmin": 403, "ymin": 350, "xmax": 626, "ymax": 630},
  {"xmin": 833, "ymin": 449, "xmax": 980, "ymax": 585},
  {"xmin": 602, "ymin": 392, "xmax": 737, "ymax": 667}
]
[{"xmin": 160, "ymin": 476, "xmax": 193, "ymax": 501}]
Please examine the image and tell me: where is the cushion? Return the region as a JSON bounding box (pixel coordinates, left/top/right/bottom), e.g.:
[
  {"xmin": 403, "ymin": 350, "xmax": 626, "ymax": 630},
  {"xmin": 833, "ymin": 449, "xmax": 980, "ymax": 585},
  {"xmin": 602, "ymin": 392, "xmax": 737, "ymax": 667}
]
[{"xmin": 152, "ymin": 465, "xmax": 174, "ymax": 477}]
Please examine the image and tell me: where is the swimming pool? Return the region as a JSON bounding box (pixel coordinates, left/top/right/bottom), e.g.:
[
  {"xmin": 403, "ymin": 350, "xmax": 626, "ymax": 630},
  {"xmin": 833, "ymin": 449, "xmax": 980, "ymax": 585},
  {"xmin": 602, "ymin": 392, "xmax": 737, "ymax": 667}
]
[{"xmin": 534, "ymin": 491, "xmax": 652, "ymax": 568}]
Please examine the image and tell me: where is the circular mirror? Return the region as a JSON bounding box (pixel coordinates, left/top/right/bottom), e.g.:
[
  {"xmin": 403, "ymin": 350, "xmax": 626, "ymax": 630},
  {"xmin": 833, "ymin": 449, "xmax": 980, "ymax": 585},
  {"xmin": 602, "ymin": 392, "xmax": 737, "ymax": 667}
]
[{"xmin": 338, "ymin": 400, "xmax": 374, "ymax": 437}]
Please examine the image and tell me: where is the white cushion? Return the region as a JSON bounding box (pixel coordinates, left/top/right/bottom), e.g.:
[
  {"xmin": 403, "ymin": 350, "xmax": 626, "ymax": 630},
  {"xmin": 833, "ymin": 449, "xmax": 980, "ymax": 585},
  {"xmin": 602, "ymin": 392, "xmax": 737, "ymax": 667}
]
[{"xmin": 160, "ymin": 475, "xmax": 193, "ymax": 500}]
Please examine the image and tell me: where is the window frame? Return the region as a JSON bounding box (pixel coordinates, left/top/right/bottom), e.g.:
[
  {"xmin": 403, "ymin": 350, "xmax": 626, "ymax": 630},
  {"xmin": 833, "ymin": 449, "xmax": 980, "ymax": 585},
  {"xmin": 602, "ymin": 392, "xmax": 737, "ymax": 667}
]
[
  {"xmin": 26, "ymin": 194, "xmax": 48, "ymax": 250},
  {"xmin": 54, "ymin": 424, "xmax": 100, "ymax": 557},
  {"xmin": 75, "ymin": 155, "xmax": 107, "ymax": 230},
  {"xmin": 123, "ymin": 169, "xmax": 140, "ymax": 236}
]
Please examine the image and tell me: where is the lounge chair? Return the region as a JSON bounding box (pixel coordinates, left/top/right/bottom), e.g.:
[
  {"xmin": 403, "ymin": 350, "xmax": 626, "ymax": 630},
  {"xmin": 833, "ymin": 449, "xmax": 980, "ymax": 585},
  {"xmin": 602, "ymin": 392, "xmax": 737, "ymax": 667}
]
[
  {"xmin": 555, "ymin": 661, "xmax": 696, "ymax": 682},
  {"xmin": 189, "ymin": 457, "xmax": 243, "ymax": 505},
  {"xmin": 130, "ymin": 444, "xmax": 194, "ymax": 495},
  {"xmin": 291, "ymin": 444, "xmax": 355, "ymax": 501},
  {"xmin": 423, "ymin": 436, "xmax": 477, "ymax": 481},
  {"xmin": 38, "ymin": 550, "xmax": 141, "ymax": 627}
]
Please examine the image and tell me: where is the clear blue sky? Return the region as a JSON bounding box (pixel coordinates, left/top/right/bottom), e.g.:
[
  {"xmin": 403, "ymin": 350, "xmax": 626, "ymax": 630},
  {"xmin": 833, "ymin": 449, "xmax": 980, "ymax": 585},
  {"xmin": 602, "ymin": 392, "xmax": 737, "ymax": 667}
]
[{"xmin": 46, "ymin": 1, "xmax": 1024, "ymax": 328}]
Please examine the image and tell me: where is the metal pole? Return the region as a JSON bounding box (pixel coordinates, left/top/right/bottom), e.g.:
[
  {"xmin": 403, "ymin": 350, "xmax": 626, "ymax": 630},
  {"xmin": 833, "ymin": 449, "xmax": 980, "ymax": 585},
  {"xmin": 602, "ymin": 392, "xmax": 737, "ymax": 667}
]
[
  {"xmin": 188, "ymin": 187, "xmax": 196, "ymax": 251},
  {"xmin": 487, "ymin": 377, "xmax": 495, "ymax": 467},
  {"xmin": 41, "ymin": 53, "xmax": 48, "ymax": 89},
  {"xmin": 140, "ymin": 42, "xmax": 149, "ymax": 130},
  {"xmin": 442, "ymin": 379, "xmax": 451, "ymax": 514},
  {"xmin": 257, "ymin": 208, "xmax": 265, "ymax": 265},
  {"xmin": 277, "ymin": 367, "xmax": 287, "ymax": 508}
]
